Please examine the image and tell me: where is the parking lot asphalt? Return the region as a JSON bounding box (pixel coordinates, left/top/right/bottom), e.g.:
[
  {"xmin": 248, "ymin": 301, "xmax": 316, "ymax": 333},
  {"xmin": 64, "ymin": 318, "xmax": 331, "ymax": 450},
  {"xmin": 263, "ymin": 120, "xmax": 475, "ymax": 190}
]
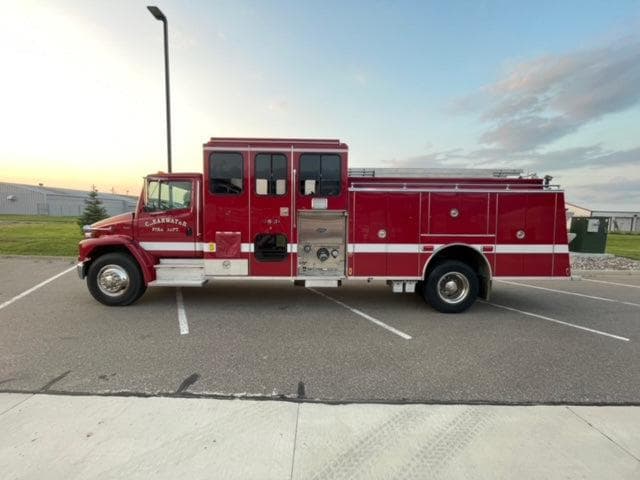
[{"xmin": 1, "ymin": 256, "xmax": 639, "ymax": 404}]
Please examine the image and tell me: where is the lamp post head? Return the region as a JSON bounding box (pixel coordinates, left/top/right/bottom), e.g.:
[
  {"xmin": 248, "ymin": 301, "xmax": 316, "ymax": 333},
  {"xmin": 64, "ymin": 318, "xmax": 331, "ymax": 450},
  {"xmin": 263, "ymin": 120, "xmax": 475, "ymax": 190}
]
[{"xmin": 147, "ymin": 6, "xmax": 166, "ymax": 22}]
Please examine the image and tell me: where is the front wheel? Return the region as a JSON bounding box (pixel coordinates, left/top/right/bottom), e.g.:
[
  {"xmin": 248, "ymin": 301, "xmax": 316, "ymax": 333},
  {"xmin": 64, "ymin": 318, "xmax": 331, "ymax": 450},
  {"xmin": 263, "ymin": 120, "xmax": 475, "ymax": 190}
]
[
  {"xmin": 87, "ymin": 253, "xmax": 146, "ymax": 306},
  {"xmin": 423, "ymin": 260, "xmax": 479, "ymax": 313}
]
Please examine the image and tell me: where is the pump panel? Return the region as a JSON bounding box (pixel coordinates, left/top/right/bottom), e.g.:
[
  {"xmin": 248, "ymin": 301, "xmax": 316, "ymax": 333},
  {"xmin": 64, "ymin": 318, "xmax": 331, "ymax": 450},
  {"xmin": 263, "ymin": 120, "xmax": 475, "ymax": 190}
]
[{"xmin": 297, "ymin": 211, "xmax": 346, "ymax": 277}]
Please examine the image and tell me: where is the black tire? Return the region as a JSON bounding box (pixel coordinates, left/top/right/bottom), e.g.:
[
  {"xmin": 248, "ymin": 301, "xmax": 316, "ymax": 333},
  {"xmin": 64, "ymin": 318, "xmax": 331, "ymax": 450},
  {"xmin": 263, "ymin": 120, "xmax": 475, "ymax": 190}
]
[
  {"xmin": 423, "ymin": 260, "xmax": 479, "ymax": 313},
  {"xmin": 87, "ymin": 253, "xmax": 146, "ymax": 306}
]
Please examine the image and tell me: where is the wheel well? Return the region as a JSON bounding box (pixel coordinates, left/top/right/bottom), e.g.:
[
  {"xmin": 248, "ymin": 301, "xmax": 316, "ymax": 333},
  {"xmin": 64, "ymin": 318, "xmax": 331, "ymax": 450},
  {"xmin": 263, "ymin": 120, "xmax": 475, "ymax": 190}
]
[
  {"xmin": 423, "ymin": 245, "xmax": 492, "ymax": 300},
  {"xmin": 83, "ymin": 246, "xmax": 138, "ymax": 277}
]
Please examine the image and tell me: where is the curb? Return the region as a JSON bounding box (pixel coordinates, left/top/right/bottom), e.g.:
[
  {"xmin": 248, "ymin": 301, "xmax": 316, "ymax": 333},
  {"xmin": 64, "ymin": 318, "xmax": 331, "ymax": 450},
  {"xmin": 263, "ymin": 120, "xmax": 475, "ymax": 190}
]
[
  {"xmin": 0, "ymin": 255, "xmax": 75, "ymax": 262},
  {"xmin": 572, "ymin": 269, "xmax": 640, "ymax": 277}
]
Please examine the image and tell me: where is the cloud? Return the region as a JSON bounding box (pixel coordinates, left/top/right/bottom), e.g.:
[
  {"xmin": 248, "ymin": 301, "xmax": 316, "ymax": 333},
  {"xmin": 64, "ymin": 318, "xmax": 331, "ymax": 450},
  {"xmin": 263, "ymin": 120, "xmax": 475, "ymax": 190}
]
[
  {"xmin": 479, "ymin": 115, "xmax": 580, "ymax": 151},
  {"xmin": 569, "ymin": 178, "xmax": 640, "ymax": 209},
  {"xmin": 389, "ymin": 144, "xmax": 640, "ymax": 173},
  {"xmin": 455, "ymin": 37, "xmax": 640, "ymax": 151},
  {"xmin": 390, "ymin": 34, "xmax": 640, "ymax": 209}
]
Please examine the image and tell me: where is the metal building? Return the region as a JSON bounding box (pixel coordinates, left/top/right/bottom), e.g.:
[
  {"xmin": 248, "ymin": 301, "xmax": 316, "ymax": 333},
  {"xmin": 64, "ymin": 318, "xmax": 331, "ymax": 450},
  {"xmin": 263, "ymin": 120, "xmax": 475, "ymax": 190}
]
[
  {"xmin": 0, "ymin": 182, "xmax": 138, "ymax": 217},
  {"xmin": 591, "ymin": 210, "xmax": 640, "ymax": 233}
]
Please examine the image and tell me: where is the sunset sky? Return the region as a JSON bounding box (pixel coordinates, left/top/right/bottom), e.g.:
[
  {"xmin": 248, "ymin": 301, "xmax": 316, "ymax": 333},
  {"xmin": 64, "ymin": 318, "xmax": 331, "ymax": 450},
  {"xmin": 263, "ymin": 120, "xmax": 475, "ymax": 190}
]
[{"xmin": 1, "ymin": 0, "xmax": 639, "ymax": 209}]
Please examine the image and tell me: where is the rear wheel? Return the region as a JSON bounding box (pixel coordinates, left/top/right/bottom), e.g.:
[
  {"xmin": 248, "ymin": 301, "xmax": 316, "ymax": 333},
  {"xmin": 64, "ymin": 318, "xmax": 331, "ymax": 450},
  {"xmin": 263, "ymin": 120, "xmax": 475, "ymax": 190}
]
[
  {"xmin": 87, "ymin": 253, "xmax": 146, "ymax": 306},
  {"xmin": 423, "ymin": 260, "xmax": 478, "ymax": 313}
]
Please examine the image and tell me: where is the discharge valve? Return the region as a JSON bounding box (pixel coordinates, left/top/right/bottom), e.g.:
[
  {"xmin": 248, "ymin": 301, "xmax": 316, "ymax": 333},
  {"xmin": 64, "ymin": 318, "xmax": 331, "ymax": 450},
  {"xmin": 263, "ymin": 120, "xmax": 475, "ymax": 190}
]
[{"xmin": 317, "ymin": 248, "xmax": 330, "ymax": 262}]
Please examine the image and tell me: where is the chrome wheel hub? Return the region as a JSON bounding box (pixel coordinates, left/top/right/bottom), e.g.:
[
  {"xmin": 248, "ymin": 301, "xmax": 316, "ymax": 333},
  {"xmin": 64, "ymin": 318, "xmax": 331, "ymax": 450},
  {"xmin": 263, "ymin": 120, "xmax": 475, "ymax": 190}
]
[
  {"xmin": 437, "ymin": 272, "xmax": 469, "ymax": 304},
  {"xmin": 97, "ymin": 265, "xmax": 129, "ymax": 297}
]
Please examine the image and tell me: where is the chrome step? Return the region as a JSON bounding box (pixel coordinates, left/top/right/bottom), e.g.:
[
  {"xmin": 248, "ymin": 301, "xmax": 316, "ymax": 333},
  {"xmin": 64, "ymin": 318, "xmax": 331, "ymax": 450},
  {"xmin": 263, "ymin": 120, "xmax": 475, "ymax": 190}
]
[
  {"xmin": 154, "ymin": 259, "xmax": 205, "ymax": 282},
  {"xmin": 148, "ymin": 279, "xmax": 208, "ymax": 287},
  {"xmin": 303, "ymin": 279, "xmax": 341, "ymax": 288},
  {"xmin": 158, "ymin": 258, "xmax": 204, "ymax": 266}
]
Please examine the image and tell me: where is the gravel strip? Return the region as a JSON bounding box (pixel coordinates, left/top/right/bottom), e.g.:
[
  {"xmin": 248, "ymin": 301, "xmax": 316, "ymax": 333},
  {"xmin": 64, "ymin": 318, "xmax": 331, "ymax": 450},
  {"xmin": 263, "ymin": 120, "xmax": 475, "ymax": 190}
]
[{"xmin": 571, "ymin": 254, "xmax": 640, "ymax": 271}]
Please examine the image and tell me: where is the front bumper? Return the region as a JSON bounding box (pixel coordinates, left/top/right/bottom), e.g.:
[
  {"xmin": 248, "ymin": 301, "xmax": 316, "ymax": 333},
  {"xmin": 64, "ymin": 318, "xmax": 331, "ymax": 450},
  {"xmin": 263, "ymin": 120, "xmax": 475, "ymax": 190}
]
[{"xmin": 76, "ymin": 261, "xmax": 86, "ymax": 279}]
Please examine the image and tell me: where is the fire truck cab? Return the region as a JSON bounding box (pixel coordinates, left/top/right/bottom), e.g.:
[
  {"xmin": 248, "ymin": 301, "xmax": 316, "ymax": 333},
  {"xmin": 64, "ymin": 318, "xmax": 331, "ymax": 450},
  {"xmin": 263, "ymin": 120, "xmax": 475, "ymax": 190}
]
[{"xmin": 78, "ymin": 137, "xmax": 570, "ymax": 313}]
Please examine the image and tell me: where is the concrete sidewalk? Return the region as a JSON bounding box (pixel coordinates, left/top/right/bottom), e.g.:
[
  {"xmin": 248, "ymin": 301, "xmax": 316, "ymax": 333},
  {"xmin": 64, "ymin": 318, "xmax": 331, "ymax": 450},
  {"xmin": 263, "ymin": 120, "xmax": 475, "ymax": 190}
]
[{"xmin": 0, "ymin": 394, "xmax": 638, "ymax": 479}]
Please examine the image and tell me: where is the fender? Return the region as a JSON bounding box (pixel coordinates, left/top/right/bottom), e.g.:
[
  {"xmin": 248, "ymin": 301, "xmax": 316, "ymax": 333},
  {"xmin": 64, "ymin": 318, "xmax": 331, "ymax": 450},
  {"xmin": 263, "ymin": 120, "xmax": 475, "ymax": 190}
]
[
  {"xmin": 78, "ymin": 235, "xmax": 156, "ymax": 284},
  {"xmin": 420, "ymin": 242, "xmax": 493, "ymax": 300},
  {"xmin": 421, "ymin": 242, "xmax": 493, "ymax": 279}
]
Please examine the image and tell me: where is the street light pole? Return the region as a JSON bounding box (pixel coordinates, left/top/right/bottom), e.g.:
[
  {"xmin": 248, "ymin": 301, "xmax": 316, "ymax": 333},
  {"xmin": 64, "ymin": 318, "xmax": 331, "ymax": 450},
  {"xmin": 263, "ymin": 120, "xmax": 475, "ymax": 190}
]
[{"xmin": 147, "ymin": 6, "xmax": 172, "ymax": 173}]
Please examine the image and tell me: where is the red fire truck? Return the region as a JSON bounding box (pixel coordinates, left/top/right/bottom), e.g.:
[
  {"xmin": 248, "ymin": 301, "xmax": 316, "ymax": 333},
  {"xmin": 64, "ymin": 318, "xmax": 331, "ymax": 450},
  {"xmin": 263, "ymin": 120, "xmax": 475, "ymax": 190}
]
[{"xmin": 77, "ymin": 137, "xmax": 570, "ymax": 313}]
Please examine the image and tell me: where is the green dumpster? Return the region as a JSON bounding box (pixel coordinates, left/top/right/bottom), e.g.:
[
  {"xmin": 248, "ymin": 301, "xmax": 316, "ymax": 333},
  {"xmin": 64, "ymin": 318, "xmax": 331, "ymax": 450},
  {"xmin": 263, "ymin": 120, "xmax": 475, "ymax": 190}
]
[{"xmin": 569, "ymin": 217, "xmax": 609, "ymax": 254}]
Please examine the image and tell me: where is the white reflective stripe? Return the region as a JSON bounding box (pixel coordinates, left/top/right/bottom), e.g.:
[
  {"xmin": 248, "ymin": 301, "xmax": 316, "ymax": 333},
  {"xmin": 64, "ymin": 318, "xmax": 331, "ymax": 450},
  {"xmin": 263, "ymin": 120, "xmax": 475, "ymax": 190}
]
[
  {"xmin": 348, "ymin": 244, "xmax": 386, "ymax": 253},
  {"xmin": 140, "ymin": 242, "xmax": 197, "ymax": 251},
  {"xmin": 495, "ymin": 244, "xmax": 560, "ymax": 254},
  {"xmin": 141, "ymin": 241, "xmax": 569, "ymax": 255},
  {"xmin": 347, "ymin": 244, "xmax": 421, "ymax": 253},
  {"xmin": 346, "ymin": 243, "xmax": 568, "ymax": 254},
  {"xmin": 388, "ymin": 244, "xmax": 422, "ymax": 253}
]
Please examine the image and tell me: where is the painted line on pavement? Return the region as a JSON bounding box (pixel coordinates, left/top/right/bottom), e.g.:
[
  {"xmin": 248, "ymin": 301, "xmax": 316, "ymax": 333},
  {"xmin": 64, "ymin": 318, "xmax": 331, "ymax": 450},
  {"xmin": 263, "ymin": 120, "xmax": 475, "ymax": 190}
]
[
  {"xmin": 308, "ymin": 288, "xmax": 412, "ymax": 340},
  {"xmin": 582, "ymin": 278, "xmax": 640, "ymax": 290},
  {"xmin": 176, "ymin": 288, "xmax": 189, "ymax": 335},
  {"xmin": 0, "ymin": 266, "xmax": 76, "ymax": 311},
  {"xmin": 496, "ymin": 280, "xmax": 640, "ymax": 308},
  {"xmin": 482, "ymin": 301, "xmax": 630, "ymax": 342}
]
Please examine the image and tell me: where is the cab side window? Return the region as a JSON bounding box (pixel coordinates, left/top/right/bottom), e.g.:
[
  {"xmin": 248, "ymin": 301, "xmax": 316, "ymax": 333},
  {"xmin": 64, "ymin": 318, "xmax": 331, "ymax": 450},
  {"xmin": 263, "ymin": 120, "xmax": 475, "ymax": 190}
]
[
  {"xmin": 145, "ymin": 180, "xmax": 192, "ymax": 212},
  {"xmin": 299, "ymin": 153, "xmax": 341, "ymax": 196},
  {"xmin": 210, "ymin": 152, "xmax": 243, "ymax": 195}
]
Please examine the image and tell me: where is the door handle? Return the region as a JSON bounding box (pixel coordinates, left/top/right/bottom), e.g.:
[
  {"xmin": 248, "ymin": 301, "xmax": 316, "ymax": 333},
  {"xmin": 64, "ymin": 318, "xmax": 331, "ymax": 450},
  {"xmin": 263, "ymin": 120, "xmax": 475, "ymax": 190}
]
[{"xmin": 186, "ymin": 227, "xmax": 193, "ymax": 237}]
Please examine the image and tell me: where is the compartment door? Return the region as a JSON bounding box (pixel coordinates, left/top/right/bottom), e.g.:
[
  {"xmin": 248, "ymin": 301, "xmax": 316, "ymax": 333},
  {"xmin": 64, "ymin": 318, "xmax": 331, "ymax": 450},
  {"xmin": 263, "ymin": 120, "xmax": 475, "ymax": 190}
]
[
  {"xmin": 351, "ymin": 192, "xmax": 387, "ymax": 276},
  {"xmin": 250, "ymin": 151, "xmax": 292, "ymax": 276},
  {"xmin": 297, "ymin": 211, "xmax": 346, "ymax": 277},
  {"xmin": 495, "ymin": 194, "xmax": 527, "ymax": 276}
]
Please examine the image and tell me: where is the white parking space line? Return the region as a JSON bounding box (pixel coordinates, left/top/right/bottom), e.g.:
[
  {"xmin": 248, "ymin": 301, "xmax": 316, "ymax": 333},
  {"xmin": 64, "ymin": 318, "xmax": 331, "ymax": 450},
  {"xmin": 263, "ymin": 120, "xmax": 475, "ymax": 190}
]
[
  {"xmin": 176, "ymin": 288, "xmax": 189, "ymax": 335},
  {"xmin": 582, "ymin": 278, "xmax": 640, "ymax": 290},
  {"xmin": 0, "ymin": 266, "xmax": 76, "ymax": 311},
  {"xmin": 496, "ymin": 280, "xmax": 640, "ymax": 308},
  {"xmin": 483, "ymin": 301, "xmax": 630, "ymax": 342},
  {"xmin": 308, "ymin": 288, "xmax": 412, "ymax": 340}
]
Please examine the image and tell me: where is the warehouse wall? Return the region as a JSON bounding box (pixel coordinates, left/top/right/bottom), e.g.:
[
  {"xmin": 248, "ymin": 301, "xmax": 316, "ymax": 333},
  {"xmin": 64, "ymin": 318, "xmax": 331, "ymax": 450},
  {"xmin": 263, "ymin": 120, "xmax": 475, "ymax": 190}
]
[
  {"xmin": 1, "ymin": 183, "xmax": 137, "ymax": 217},
  {"xmin": 0, "ymin": 183, "xmax": 45, "ymax": 215}
]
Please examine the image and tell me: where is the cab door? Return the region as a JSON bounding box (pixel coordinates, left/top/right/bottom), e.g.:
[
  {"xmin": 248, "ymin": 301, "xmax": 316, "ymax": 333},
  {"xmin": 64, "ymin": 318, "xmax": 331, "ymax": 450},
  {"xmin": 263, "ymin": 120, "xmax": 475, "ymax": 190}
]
[
  {"xmin": 135, "ymin": 176, "xmax": 199, "ymax": 257},
  {"xmin": 250, "ymin": 151, "xmax": 292, "ymax": 276}
]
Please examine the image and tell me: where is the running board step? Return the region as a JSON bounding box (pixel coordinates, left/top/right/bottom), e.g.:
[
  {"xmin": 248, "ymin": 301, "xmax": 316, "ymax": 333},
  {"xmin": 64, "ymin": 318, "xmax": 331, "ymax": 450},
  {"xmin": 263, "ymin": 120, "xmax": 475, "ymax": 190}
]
[
  {"xmin": 301, "ymin": 279, "xmax": 341, "ymax": 288},
  {"xmin": 154, "ymin": 261, "xmax": 205, "ymax": 282},
  {"xmin": 148, "ymin": 280, "xmax": 208, "ymax": 287}
]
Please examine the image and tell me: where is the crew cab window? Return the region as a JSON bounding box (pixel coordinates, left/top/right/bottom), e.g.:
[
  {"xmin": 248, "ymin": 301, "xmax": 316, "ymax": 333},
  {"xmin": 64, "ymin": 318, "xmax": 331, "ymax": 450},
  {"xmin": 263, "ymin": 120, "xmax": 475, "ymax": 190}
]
[
  {"xmin": 254, "ymin": 233, "xmax": 287, "ymax": 261},
  {"xmin": 210, "ymin": 152, "xmax": 243, "ymax": 195},
  {"xmin": 145, "ymin": 180, "xmax": 192, "ymax": 212},
  {"xmin": 299, "ymin": 153, "xmax": 341, "ymax": 196},
  {"xmin": 255, "ymin": 153, "xmax": 287, "ymax": 195}
]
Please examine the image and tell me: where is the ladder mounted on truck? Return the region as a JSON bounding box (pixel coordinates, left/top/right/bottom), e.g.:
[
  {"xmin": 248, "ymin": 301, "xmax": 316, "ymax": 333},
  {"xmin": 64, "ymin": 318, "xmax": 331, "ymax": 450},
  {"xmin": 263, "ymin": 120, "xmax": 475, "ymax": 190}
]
[{"xmin": 348, "ymin": 168, "xmax": 524, "ymax": 178}]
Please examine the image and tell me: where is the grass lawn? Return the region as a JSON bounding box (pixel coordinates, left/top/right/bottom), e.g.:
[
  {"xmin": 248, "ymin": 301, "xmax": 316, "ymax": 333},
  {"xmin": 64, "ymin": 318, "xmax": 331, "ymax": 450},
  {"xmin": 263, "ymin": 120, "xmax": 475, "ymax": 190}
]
[
  {"xmin": 606, "ymin": 233, "xmax": 640, "ymax": 261},
  {"xmin": 0, "ymin": 214, "xmax": 81, "ymax": 256}
]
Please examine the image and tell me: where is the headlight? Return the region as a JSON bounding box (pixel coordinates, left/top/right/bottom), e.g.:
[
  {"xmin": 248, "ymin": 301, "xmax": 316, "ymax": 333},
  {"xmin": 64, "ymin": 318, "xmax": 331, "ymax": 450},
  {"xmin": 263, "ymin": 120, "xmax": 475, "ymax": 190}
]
[{"xmin": 83, "ymin": 225, "xmax": 111, "ymax": 238}]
